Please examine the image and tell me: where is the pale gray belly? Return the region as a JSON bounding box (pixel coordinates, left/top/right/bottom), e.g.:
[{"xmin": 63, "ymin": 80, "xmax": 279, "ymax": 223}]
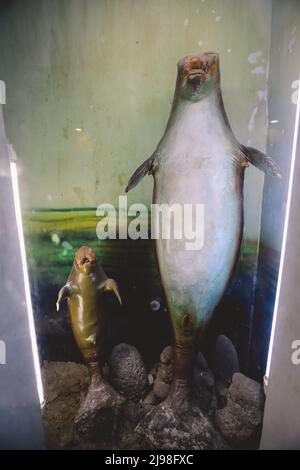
[{"xmin": 154, "ymin": 156, "xmax": 243, "ymax": 325}]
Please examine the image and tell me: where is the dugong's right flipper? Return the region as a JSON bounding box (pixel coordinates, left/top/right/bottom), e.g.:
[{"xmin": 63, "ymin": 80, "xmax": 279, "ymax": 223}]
[
  {"xmin": 56, "ymin": 283, "xmax": 73, "ymax": 311},
  {"xmin": 125, "ymin": 153, "xmax": 157, "ymax": 192}
]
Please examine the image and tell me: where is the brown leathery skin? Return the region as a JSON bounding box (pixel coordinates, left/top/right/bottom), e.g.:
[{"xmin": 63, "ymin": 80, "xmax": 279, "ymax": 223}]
[
  {"xmin": 56, "ymin": 246, "xmax": 122, "ymax": 377},
  {"xmin": 173, "ymin": 344, "xmax": 194, "ymax": 382}
]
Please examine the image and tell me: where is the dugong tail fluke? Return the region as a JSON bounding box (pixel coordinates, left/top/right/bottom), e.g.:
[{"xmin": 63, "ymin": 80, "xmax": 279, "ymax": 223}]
[{"xmin": 126, "ymin": 52, "xmax": 280, "ymax": 411}]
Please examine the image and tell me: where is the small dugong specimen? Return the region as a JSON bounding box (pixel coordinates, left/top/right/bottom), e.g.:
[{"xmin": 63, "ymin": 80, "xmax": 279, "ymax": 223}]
[
  {"xmin": 56, "ymin": 246, "xmax": 124, "ymax": 429},
  {"xmin": 126, "ymin": 52, "xmax": 280, "ymax": 411}
]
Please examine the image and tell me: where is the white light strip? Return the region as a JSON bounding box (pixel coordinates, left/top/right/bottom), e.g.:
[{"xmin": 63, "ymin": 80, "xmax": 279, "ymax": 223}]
[
  {"xmin": 266, "ymin": 83, "xmax": 300, "ymax": 379},
  {"xmin": 10, "ymin": 161, "xmax": 44, "ymax": 406}
]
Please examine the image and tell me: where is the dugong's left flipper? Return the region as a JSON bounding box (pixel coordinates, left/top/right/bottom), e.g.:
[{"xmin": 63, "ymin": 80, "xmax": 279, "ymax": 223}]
[
  {"xmin": 102, "ymin": 278, "xmax": 122, "ymax": 305},
  {"xmin": 240, "ymin": 145, "xmax": 281, "ymax": 178},
  {"xmin": 125, "ymin": 153, "xmax": 156, "ymax": 192}
]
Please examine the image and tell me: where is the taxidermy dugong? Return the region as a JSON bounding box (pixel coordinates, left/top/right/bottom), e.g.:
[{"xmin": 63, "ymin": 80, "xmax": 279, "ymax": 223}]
[
  {"xmin": 56, "ymin": 246, "xmax": 124, "ymax": 420},
  {"xmin": 126, "ymin": 52, "xmax": 280, "ymax": 407}
]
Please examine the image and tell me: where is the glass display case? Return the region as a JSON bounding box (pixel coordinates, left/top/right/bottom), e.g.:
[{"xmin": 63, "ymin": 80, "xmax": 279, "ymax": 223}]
[{"xmin": 0, "ymin": 0, "xmax": 299, "ymax": 451}]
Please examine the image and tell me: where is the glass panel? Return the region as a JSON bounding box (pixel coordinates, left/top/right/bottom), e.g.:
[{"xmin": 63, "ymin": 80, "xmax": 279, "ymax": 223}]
[{"xmin": 0, "ymin": 0, "xmax": 299, "ymax": 451}]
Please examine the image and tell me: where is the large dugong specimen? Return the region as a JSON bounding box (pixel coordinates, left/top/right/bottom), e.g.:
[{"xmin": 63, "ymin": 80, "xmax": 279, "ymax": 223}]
[
  {"xmin": 56, "ymin": 246, "xmax": 124, "ymax": 435},
  {"xmin": 126, "ymin": 52, "xmax": 280, "ymax": 410}
]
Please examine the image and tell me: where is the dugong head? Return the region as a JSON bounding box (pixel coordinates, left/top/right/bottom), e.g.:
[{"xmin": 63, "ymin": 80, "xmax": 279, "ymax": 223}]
[
  {"xmin": 176, "ymin": 52, "xmax": 220, "ymax": 102},
  {"xmin": 75, "ymin": 246, "xmax": 97, "ymax": 274}
]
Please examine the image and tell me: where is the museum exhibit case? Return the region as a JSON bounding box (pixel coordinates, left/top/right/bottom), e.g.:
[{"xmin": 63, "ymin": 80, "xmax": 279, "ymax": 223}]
[{"xmin": 0, "ymin": 0, "xmax": 299, "ymax": 450}]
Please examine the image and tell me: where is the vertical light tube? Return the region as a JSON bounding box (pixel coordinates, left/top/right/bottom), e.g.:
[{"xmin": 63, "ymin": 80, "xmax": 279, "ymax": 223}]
[
  {"xmin": 10, "ymin": 160, "xmax": 44, "ymax": 406},
  {"xmin": 265, "ymin": 82, "xmax": 300, "ymax": 379}
]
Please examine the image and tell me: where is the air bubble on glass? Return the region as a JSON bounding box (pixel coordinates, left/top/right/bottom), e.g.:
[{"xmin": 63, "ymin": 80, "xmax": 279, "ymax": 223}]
[
  {"xmin": 51, "ymin": 232, "xmax": 61, "ymax": 245},
  {"xmin": 62, "ymin": 241, "xmax": 73, "ymax": 251},
  {"xmin": 150, "ymin": 299, "xmax": 161, "ymax": 312}
]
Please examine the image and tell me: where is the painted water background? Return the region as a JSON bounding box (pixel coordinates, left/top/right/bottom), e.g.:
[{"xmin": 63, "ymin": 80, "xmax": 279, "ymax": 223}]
[{"xmin": 24, "ymin": 207, "xmax": 260, "ymax": 373}]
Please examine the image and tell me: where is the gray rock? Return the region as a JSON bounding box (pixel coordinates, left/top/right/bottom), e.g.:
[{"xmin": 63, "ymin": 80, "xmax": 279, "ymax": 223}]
[
  {"xmin": 215, "ymin": 380, "xmax": 229, "ymax": 408},
  {"xmin": 153, "ymin": 380, "xmax": 170, "ymax": 400},
  {"xmin": 214, "ymin": 335, "xmax": 239, "ymax": 382},
  {"xmin": 41, "ymin": 361, "xmax": 89, "ymax": 449},
  {"xmin": 156, "ymin": 362, "xmax": 173, "ymax": 384},
  {"xmin": 110, "ymin": 343, "xmax": 148, "ymax": 401},
  {"xmin": 148, "ymin": 373, "xmax": 154, "ymax": 386},
  {"xmin": 143, "ymin": 390, "xmax": 158, "ymax": 406},
  {"xmin": 74, "ymin": 375, "xmax": 125, "ymax": 442},
  {"xmin": 229, "ymin": 372, "xmax": 265, "ymax": 409},
  {"xmin": 151, "ymin": 346, "xmax": 174, "ymax": 402},
  {"xmin": 118, "ymin": 399, "xmax": 148, "ymax": 446},
  {"xmin": 148, "ymin": 363, "xmax": 159, "ymax": 382},
  {"xmin": 193, "ymin": 369, "xmax": 215, "ymax": 412},
  {"xmin": 195, "ymin": 351, "xmax": 209, "ymax": 371},
  {"xmin": 135, "ymin": 399, "xmax": 228, "ymax": 450},
  {"xmin": 216, "ymin": 373, "xmax": 265, "ymax": 443},
  {"xmin": 160, "ymin": 345, "xmax": 173, "ymax": 364},
  {"xmin": 194, "ymin": 369, "xmax": 214, "ymax": 389},
  {"xmin": 42, "ymin": 360, "xmax": 89, "ymax": 404}
]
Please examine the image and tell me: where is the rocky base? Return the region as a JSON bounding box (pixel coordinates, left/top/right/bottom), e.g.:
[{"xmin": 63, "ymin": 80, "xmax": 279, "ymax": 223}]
[
  {"xmin": 42, "ymin": 336, "xmax": 265, "ymax": 450},
  {"xmin": 135, "ymin": 399, "xmax": 228, "ymax": 450},
  {"xmin": 42, "ymin": 361, "xmax": 89, "ymax": 449},
  {"xmin": 74, "ymin": 375, "xmax": 125, "ymax": 444}
]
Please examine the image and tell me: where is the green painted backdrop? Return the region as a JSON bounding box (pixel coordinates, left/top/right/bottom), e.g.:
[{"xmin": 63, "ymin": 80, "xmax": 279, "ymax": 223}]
[
  {"xmin": 0, "ymin": 0, "xmax": 278, "ymax": 367},
  {"xmin": 1, "ymin": 0, "xmax": 270, "ymax": 231}
]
